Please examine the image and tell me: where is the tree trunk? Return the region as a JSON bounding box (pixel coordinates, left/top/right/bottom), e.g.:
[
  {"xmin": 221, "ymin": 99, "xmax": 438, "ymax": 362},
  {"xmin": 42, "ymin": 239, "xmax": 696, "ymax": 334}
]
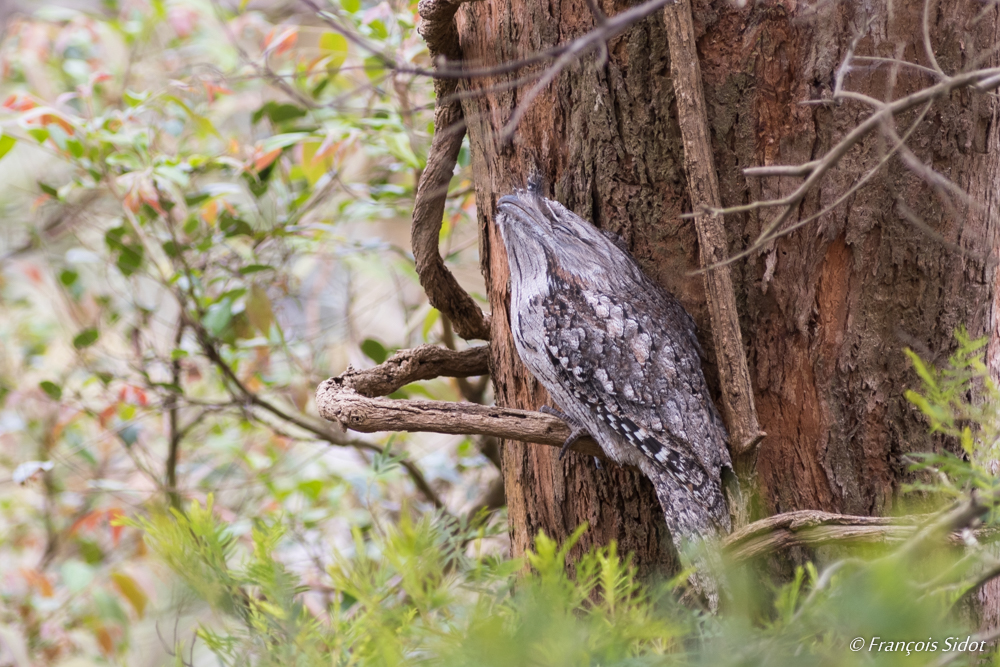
[{"xmin": 456, "ymin": 0, "xmax": 1000, "ymax": 581}]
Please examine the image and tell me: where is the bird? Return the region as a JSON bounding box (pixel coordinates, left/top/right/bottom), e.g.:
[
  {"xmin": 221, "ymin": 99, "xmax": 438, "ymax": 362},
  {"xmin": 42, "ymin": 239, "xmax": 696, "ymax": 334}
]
[{"xmin": 495, "ymin": 186, "xmax": 733, "ymax": 607}]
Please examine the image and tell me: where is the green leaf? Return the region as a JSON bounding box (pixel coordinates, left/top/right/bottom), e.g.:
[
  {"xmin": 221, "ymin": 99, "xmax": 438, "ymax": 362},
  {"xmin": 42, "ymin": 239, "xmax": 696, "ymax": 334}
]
[
  {"xmin": 422, "ymin": 308, "xmax": 440, "ymax": 341},
  {"xmin": 118, "ymin": 424, "xmax": 141, "ymax": 447},
  {"xmin": 66, "ymin": 137, "xmax": 85, "ymax": 158},
  {"xmin": 368, "ymin": 19, "xmax": 388, "ymax": 39},
  {"xmin": 111, "ymin": 572, "xmax": 148, "ymax": 618},
  {"xmin": 252, "ymin": 101, "xmax": 307, "ymax": 125},
  {"xmin": 39, "ymin": 381, "xmax": 62, "ymax": 401},
  {"xmin": 386, "ymin": 132, "xmax": 421, "ymax": 168},
  {"xmin": 61, "ymin": 560, "xmax": 95, "ymax": 593},
  {"xmin": 59, "ymin": 269, "xmax": 79, "ymax": 286},
  {"xmin": 220, "ymin": 214, "xmax": 253, "ymax": 237},
  {"xmin": 239, "ymin": 264, "xmax": 274, "ymax": 275},
  {"xmin": 246, "ymin": 285, "xmax": 274, "ymax": 334},
  {"xmin": 298, "ymin": 479, "xmax": 324, "ymax": 501},
  {"xmin": 364, "ymin": 56, "xmax": 385, "ymax": 81},
  {"xmin": 27, "ymin": 128, "xmax": 50, "ymax": 144},
  {"xmin": 123, "ymin": 90, "xmax": 149, "ymax": 107},
  {"xmin": 0, "ymin": 134, "xmax": 16, "ymax": 162},
  {"xmin": 340, "ymin": 0, "xmax": 360, "ymax": 12},
  {"xmin": 319, "ymin": 32, "xmax": 349, "ymax": 71},
  {"xmin": 361, "ymin": 338, "xmax": 388, "ymax": 364},
  {"xmin": 260, "ymin": 132, "xmax": 312, "ymax": 152},
  {"xmin": 203, "ymin": 299, "xmax": 234, "ymax": 336},
  {"xmin": 73, "ymin": 328, "xmax": 99, "ymax": 349},
  {"xmin": 39, "ymin": 182, "xmax": 59, "ymax": 198}
]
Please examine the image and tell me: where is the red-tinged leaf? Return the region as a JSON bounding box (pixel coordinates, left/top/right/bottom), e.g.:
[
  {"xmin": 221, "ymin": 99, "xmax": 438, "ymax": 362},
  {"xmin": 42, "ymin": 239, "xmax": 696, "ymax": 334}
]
[
  {"xmin": 265, "ymin": 26, "xmax": 298, "ymax": 55},
  {"xmin": 21, "ymin": 568, "xmax": 54, "ymax": 597},
  {"xmin": 107, "ymin": 508, "xmax": 125, "ymax": 546},
  {"xmin": 252, "ymin": 147, "xmax": 282, "ymax": 172},
  {"xmin": 111, "ymin": 572, "xmax": 148, "ymax": 618},
  {"xmin": 23, "ymin": 265, "xmax": 43, "ymax": 284},
  {"xmin": 168, "ymin": 6, "xmax": 199, "ymax": 38},
  {"xmin": 139, "ymin": 183, "xmax": 165, "ymax": 215},
  {"xmin": 70, "ymin": 509, "xmax": 104, "ymax": 535},
  {"xmin": 315, "ymin": 131, "xmax": 341, "ymax": 161},
  {"xmin": 118, "ymin": 173, "xmax": 164, "ymax": 215},
  {"xmin": 98, "ymin": 405, "xmax": 116, "ymax": 427},
  {"xmin": 95, "ymin": 626, "xmax": 113, "ymax": 655},
  {"xmin": 202, "ymin": 82, "xmax": 232, "ymax": 103},
  {"xmin": 21, "ymin": 108, "xmax": 76, "ymax": 134},
  {"xmin": 3, "ymin": 93, "xmax": 37, "ymax": 111},
  {"xmin": 118, "ymin": 385, "xmax": 150, "ymax": 406},
  {"xmin": 200, "ymin": 199, "xmax": 219, "ymax": 224},
  {"xmin": 89, "ymin": 71, "xmax": 112, "ymax": 85}
]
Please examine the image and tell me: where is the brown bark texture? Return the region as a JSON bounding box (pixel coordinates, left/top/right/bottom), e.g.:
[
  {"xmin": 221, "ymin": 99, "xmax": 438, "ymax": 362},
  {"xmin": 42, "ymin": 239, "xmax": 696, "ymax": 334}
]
[{"xmin": 454, "ymin": 0, "xmax": 1000, "ymax": 579}]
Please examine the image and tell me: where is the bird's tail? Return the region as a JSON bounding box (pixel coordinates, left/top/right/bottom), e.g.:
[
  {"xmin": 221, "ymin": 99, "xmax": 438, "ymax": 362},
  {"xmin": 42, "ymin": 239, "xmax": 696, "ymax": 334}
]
[{"xmin": 646, "ymin": 466, "xmax": 728, "ymax": 612}]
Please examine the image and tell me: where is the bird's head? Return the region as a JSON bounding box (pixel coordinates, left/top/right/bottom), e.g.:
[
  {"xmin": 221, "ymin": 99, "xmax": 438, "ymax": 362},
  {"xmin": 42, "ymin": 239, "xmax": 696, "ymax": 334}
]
[{"xmin": 495, "ymin": 190, "xmax": 631, "ymax": 285}]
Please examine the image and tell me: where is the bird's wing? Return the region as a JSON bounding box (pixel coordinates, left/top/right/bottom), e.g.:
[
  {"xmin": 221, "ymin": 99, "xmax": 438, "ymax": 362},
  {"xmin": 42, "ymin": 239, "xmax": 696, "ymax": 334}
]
[{"xmin": 540, "ymin": 275, "xmax": 730, "ymax": 486}]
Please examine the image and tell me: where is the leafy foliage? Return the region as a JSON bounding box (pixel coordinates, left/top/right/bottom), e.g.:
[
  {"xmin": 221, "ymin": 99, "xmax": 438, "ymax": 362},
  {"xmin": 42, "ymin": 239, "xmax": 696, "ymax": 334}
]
[
  {"xmin": 0, "ymin": 0, "xmax": 485, "ymax": 663},
  {"xmin": 904, "ymin": 328, "xmax": 1000, "ymax": 498},
  {"xmin": 135, "ymin": 493, "xmax": 994, "ymax": 667}
]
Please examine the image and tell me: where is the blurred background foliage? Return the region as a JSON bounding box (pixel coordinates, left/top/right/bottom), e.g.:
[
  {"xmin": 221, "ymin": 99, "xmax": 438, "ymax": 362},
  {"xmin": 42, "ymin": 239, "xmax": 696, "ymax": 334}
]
[
  {"xmin": 0, "ymin": 1, "xmax": 997, "ymax": 665},
  {"xmin": 0, "ymin": 0, "xmax": 495, "ymax": 662}
]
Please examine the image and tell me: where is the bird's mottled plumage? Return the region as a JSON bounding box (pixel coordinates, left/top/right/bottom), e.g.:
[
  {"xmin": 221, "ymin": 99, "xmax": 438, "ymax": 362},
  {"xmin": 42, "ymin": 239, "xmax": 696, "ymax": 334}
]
[{"xmin": 495, "ymin": 190, "xmax": 732, "ymax": 568}]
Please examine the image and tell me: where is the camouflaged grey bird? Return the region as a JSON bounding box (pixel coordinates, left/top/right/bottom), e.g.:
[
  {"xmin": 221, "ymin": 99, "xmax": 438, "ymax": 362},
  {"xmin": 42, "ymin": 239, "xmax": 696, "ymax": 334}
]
[{"xmin": 495, "ymin": 188, "xmax": 733, "ymax": 607}]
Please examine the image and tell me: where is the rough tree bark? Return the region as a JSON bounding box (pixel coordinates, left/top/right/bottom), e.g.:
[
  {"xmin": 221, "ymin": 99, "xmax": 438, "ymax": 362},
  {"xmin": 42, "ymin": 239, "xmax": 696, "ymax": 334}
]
[{"xmin": 453, "ymin": 0, "xmax": 1000, "ymax": 590}]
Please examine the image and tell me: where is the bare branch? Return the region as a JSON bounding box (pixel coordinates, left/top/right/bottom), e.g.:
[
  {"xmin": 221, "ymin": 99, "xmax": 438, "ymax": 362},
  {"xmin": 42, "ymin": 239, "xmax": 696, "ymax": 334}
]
[
  {"xmin": 723, "ymin": 510, "xmax": 918, "ymax": 561},
  {"xmin": 897, "ymin": 201, "xmax": 996, "ymax": 268},
  {"xmin": 410, "ymin": 0, "xmax": 492, "ymax": 341},
  {"xmin": 314, "ymin": 386, "xmax": 604, "ymax": 458},
  {"xmin": 337, "ymin": 344, "xmax": 489, "ymax": 397},
  {"xmin": 662, "ymin": 0, "xmax": 763, "ymax": 462},
  {"xmin": 922, "ymin": 0, "xmax": 945, "ymax": 77},
  {"xmin": 722, "ymin": 508, "xmax": 1000, "ymax": 563},
  {"xmin": 742, "ymin": 162, "xmax": 818, "ymax": 177}
]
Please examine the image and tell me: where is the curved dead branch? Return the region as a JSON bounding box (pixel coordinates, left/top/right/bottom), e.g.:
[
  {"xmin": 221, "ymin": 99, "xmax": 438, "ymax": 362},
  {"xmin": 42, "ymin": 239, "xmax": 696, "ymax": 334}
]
[
  {"xmin": 337, "ymin": 344, "xmax": 489, "ymax": 397},
  {"xmin": 722, "ymin": 503, "xmax": 1000, "ymax": 564},
  {"xmin": 722, "ymin": 510, "xmax": 917, "ymax": 562},
  {"xmin": 411, "ymin": 0, "xmax": 491, "ymax": 341},
  {"xmin": 315, "ymin": 386, "xmax": 604, "ymax": 459}
]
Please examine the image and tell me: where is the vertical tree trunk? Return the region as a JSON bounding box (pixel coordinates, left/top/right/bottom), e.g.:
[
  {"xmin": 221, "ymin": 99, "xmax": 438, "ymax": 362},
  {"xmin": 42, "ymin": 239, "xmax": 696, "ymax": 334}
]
[{"xmin": 456, "ymin": 0, "xmax": 1000, "ymax": 579}]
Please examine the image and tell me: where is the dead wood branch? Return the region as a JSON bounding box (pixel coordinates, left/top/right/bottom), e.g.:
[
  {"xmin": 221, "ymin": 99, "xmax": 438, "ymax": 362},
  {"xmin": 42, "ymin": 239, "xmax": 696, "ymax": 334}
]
[
  {"xmin": 722, "ymin": 508, "xmax": 1000, "ymax": 563},
  {"xmin": 336, "ymin": 344, "xmax": 489, "ymax": 397},
  {"xmin": 314, "ymin": 386, "xmax": 604, "ymax": 459},
  {"xmin": 723, "ymin": 510, "xmax": 916, "ymax": 561},
  {"xmin": 662, "ymin": 0, "xmax": 763, "ymax": 459},
  {"xmin": 411, "ymin": 0, "xmax": 492, "ymax": 341}
]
